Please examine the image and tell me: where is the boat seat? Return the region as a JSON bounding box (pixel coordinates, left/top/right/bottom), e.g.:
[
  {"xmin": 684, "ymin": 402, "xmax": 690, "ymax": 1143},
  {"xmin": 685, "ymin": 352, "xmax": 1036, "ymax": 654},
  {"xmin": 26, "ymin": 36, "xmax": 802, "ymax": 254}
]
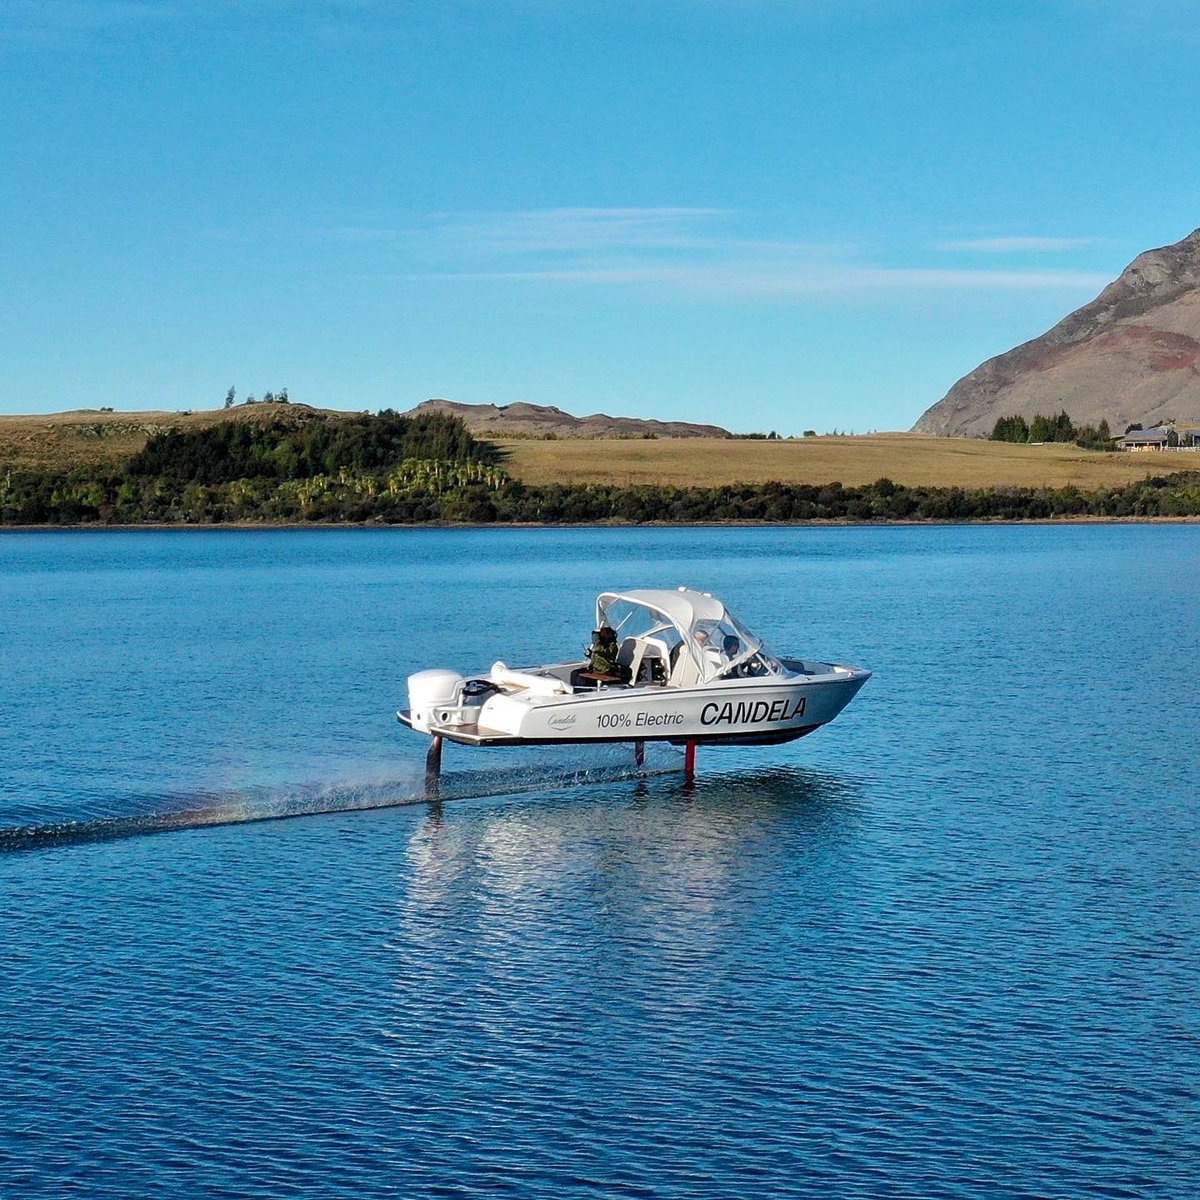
[
  {"xmin": 621, "ymin": 635, "xmax": 671, "ymax": 686},
  {"xmin": 616, "ymin": 638, "xmax": 638, "ymax": 671}
]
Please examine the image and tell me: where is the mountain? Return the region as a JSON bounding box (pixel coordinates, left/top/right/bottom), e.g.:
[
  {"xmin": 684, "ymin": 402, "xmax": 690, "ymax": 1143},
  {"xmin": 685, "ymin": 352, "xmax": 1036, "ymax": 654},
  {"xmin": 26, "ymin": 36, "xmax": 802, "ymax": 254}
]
[
  {"xmin": 913, "ymin": 228, "xmax": 1200, "ymax": 436},
  {"xmin": 404, "ymin": 399, "xmax": 731, "ymax": 439}
]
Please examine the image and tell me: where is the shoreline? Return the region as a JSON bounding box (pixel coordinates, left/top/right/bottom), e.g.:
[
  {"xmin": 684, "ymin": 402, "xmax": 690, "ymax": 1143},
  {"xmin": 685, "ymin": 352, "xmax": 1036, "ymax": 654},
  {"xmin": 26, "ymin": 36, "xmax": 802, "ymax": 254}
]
[{"xmin": 3, "ymin": 515, "xmax": 1199, "ymax": 533}]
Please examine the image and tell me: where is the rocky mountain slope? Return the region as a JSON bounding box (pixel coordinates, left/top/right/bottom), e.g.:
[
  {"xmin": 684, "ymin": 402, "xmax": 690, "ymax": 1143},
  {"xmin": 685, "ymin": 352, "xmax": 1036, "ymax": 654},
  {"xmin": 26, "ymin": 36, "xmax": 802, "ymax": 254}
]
[
  {"xmin": 405, "ymin": 399, "xmax": 730, "ymax": 439},
  {"xmin": 913, "ymin": 228, "xmax": 1200, "ymax": 436}
]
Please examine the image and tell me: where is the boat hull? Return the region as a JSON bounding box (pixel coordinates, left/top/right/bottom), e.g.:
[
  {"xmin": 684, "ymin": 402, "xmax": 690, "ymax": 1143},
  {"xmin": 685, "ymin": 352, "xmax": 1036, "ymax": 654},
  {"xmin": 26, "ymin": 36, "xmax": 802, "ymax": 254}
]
[{"xmin": 398, "ymin": 667, "xmax": 869, "ymax": 748}]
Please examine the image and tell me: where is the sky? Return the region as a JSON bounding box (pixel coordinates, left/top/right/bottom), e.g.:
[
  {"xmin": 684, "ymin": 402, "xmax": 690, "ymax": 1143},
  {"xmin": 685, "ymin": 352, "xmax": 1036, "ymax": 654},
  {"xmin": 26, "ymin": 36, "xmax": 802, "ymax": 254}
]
[{"xmin": 2, "ymin": 1, "xmax": 1199, "ymax": 433}]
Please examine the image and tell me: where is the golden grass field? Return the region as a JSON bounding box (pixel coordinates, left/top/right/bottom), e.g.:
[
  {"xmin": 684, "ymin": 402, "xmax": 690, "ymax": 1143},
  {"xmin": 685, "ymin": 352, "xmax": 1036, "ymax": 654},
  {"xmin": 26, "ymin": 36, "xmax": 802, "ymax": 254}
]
[
  {"xmin": 495, "ymin": 435, "xmax": 1197, "ymax": 490},
  {"xmin": 1, "ymin": 407, "xmax": 1196, "ymax": 489}
]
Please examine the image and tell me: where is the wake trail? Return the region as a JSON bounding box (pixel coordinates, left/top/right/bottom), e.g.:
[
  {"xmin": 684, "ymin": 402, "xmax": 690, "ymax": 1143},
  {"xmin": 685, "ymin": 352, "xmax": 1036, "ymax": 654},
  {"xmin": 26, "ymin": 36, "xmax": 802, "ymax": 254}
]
[{"xmin": 0, "ymin": 759, "xmax": 680, "ymax": 853}]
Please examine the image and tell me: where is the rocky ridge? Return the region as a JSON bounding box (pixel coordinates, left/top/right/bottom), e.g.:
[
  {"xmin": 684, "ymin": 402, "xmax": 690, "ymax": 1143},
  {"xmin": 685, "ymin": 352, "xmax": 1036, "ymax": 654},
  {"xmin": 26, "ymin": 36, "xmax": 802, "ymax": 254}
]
[
  {"xmin": 405, "ymin": 399, "xmax": 730, "ymax": 439},
  {"xmin": 913, "ymin": 228, "xmax": 1200, "ymax": 436}
]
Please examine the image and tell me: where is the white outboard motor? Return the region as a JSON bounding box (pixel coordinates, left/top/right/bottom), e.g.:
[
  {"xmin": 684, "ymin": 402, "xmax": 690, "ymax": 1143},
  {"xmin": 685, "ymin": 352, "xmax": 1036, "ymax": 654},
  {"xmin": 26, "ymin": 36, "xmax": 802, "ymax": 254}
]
[{"xmin": 408, "ymin": 669, "xmax": 465, "ymax": 734}]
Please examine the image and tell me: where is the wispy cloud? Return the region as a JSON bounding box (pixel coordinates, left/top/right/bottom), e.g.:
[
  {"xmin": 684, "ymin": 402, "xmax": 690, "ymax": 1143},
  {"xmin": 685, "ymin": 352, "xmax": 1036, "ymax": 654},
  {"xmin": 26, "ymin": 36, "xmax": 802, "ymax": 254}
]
[
  {"xmin": 437, "ymin": 264, "xmax": 1112, "ymax": 298},
  {"xmin": 937, "ymin": 236, "xmax": 1101, "ymax": 253},
  {"xmin": 431, "ymin": 207, "xmax": 730, "ymax": 255},
  {"xmin": 373, "ymin": 208, "xmax": 1111, "ymax": 299}
]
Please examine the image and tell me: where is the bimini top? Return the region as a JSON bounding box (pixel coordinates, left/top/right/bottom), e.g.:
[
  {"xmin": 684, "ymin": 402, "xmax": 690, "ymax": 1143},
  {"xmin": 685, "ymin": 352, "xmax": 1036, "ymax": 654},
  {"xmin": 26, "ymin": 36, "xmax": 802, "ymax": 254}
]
[
  {"xmin": 598, "ymin": 587, "xmax": 726, "ymax": 631},
  {"xmin": 597, "ymin": 587, "xmax": 776, "ymax": 685}
]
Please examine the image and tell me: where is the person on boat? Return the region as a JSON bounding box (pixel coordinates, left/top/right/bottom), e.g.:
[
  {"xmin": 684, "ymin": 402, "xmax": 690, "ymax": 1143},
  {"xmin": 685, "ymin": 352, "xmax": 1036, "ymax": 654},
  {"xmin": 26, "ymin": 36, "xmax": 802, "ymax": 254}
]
[
  {"xmin": 695, "ymin": 625, "xmax": 724, "ymax": 673},
  {"xmin": 721, "ymin": 633, "xmax": 751, "ymax": 677},
  {"xmin": 586, "ymin": 625, "xmax": 627, "ymax": 680}
]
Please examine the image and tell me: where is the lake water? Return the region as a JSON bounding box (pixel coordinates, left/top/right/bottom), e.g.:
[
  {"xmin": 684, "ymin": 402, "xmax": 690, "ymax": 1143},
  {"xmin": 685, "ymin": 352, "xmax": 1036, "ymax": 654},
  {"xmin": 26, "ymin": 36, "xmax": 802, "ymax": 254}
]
[{"xmin": 1, "ymin": 526, "xmax": 1197, "ymax": 1199}]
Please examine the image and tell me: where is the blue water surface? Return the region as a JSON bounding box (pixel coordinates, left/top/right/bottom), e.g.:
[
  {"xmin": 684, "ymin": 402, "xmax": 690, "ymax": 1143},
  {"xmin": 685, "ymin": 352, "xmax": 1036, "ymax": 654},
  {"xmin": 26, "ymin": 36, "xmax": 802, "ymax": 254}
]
[{"xmin": 1, "ymin": 525, "xmax": 1197, "ymax": 1199}]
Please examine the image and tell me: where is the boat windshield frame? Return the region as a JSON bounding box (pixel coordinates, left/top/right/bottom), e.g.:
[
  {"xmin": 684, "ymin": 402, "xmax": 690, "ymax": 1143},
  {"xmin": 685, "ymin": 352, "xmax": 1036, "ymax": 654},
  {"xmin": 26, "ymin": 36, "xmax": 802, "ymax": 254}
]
[{"xmin": 596, "ymin": 589, "xmax": 771, "ymax": 684}]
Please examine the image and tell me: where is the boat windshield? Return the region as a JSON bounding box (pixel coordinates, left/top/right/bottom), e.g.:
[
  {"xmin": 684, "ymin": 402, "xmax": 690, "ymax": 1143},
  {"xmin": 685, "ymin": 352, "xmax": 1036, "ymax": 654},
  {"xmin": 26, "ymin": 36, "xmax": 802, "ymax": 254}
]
[
  {"xmin": 600, "ymin": 598, "xmax": 675, "ymax": 644},
  {"xmin": 597, "ymin": 591, "xmax": 786, "ymax": 684},
  {"xmin": 692, "ymin": 614, "xmax": 785, "ymax": 681}
]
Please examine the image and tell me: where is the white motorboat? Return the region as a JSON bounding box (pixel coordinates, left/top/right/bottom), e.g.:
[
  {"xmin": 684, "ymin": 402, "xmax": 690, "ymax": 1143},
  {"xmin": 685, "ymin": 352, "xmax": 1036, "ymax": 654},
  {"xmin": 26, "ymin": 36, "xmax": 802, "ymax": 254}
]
[{"xmin": 398, "ymin": 588, "xmax": 869, "ymax": 780}]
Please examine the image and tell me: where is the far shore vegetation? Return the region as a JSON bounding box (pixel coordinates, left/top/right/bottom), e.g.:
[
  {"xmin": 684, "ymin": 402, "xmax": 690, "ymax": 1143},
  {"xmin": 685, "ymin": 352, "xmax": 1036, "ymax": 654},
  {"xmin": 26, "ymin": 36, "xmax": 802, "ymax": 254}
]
[
  {"xmin": 2, "ymin": 406, "xmax": 1198, "ymax": 525},
  {"xmin": 990, "ymin": 409, "xmax": 1117, "ymax": 451},
  {"xmin": 990, "ymin": 408, "xmax": 1192, "ymax": 451}
]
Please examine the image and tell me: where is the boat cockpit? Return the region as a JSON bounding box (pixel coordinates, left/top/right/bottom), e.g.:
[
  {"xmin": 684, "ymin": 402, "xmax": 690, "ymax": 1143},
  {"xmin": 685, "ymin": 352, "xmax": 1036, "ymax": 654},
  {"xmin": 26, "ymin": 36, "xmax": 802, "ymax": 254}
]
[
  {"xmin": 598, "ymin": 590, "xmax": 788, "ymax": 687},
  {"xmin": 486, "ymin": 588, "xmax": 799, "ymax": 699}
]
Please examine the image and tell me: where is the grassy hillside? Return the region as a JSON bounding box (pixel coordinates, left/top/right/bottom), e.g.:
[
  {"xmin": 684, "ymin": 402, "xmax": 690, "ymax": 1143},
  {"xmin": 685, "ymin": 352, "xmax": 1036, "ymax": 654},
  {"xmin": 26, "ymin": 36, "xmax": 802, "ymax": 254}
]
[
  {"xmin": 4, "ymin": 406, "xmax": 1199, "ymax": 525},
  {"xmin": 3, "ymin": 406, "xmax": 1197, "ymax": 490},
  {"xmin": 0, "ymin": 407, "xmax": 507, "ymax": 525},
  {"xmin": 496, "ymin": 434, "xmax": 1198, "ymax": 489},
  {"xmin": 0, "ymin": 404, "xmax": 339, "ymax": 471}
]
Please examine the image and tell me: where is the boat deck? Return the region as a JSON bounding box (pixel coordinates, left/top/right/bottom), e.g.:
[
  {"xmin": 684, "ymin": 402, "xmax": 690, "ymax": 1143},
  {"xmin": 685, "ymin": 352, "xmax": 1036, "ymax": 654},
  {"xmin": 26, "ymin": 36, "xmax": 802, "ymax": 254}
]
[{"xmin": 396, "ymin": 711, "xmax": 522, "ymax": 746}]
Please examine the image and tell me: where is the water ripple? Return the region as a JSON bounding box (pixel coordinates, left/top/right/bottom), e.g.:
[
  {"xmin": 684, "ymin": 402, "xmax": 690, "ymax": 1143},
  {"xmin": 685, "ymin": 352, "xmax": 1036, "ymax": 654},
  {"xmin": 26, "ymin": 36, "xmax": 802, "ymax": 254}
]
[{"xmin": 3, "ymin": 527, "xmax": 1199, "ymax": 1199}]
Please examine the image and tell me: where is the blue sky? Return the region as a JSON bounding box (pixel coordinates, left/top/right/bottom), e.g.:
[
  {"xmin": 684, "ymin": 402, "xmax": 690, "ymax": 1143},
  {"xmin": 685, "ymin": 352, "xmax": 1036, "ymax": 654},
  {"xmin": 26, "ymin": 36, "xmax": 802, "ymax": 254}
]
[{"xmin": 3, "ymin": 1, "xmax": 1199, "ymax": 432}]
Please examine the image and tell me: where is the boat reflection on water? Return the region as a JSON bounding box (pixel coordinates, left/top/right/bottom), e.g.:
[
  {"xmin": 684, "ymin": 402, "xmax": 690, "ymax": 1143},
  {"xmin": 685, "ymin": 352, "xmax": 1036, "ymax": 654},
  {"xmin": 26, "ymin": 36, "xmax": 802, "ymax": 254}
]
[{"xmin": 396, "ymin": 763, "xmax": 865, "ymax": 943}]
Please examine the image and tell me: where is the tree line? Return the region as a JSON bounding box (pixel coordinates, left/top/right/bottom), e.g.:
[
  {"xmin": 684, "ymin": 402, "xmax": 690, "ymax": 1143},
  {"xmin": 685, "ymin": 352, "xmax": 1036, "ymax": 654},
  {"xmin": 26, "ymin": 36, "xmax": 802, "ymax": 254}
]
[
  {"xmin": 5, "ymin": 467, "xmax": 1199, "ymax": 525},
  {"xmin": 990, "ymin": 411, "xmax": 1116, "ymax": 451},
  {"xmin": 127, "ymin": 410, "xmax": 498, "ymax": 485},
  {"xmin": 3, "ymin": 408, "xmax": 1198, "ymax": 525}
]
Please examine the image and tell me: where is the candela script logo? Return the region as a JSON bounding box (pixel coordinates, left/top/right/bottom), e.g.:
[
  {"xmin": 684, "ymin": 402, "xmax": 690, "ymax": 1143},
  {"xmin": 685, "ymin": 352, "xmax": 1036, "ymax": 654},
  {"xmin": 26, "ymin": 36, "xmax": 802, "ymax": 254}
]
[{"xmin": 548, "ymin": 713, "xmax": 577, "ymax": 730}]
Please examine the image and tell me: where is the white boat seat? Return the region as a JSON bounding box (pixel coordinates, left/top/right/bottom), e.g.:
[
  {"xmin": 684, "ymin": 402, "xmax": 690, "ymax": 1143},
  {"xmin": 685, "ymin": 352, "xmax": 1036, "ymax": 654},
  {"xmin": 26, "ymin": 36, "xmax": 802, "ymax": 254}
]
[{"xmin": 621, "ymin": 635, "xmax": 672, "ymax": 685}]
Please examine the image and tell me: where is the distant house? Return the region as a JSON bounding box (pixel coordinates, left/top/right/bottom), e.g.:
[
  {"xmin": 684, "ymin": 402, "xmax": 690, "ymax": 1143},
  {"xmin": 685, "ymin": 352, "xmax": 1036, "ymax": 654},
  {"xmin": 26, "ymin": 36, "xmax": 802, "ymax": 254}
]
[
  {"xmin": 1119, "ymin": 423, "xmax": 1200, "ymax": 450},
  {"xmin": 1119, "ymin": 429, "xmax": 1170, "ymax": 451}
]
